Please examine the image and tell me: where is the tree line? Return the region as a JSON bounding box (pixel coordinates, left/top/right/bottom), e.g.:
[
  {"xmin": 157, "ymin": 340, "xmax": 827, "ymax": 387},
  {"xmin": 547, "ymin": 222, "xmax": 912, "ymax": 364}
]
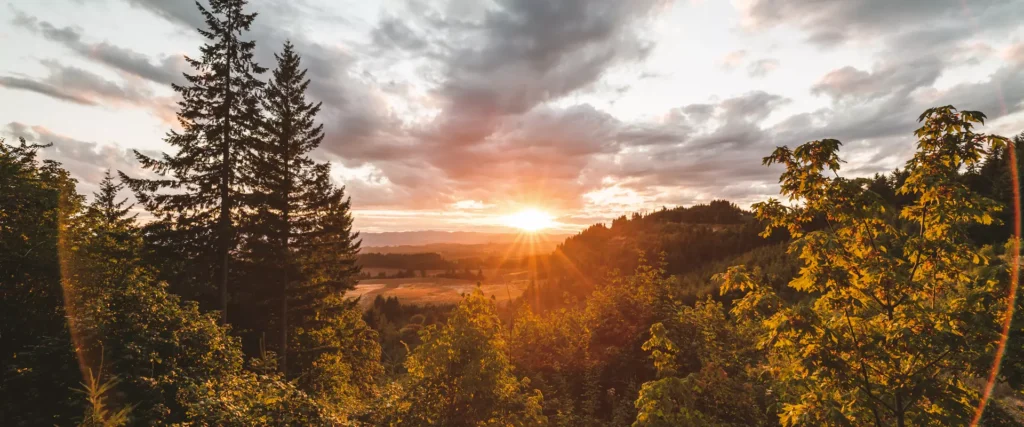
[
  {"xmin": 3, "ymin": 0, "xmax": 373, "ymax": 423},
  {"xmin": 116, "ymin": 0, "xmax": 360, "ymax": 373}
]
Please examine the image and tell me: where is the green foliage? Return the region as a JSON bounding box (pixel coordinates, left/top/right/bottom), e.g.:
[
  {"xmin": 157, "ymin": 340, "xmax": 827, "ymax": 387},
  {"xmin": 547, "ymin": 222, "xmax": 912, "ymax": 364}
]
[
  {"xmin": 76, "ymin": 364, "xmax": 132, "ymax": 427},
  {"xmin": 512, "ymin": 301, "xmax": 599, "ymax": 426},
  {"xmin": 551, "ymin": 200, "xmax": 774, "ymax": 297},
  {"xmin": 510, "ymin": 258, "xmax": 672, "ymax": 426},
  {"xmin": 292, "ymin": 295, "xmax": 385, "ymax": 419},
  {"xmin": 381, "ymin": 289, "xmax": 546, "ymax": 426},
  {"xmin": 634, "ymin": 299, "xmax": 772, "ymax": 426},
  {"xmin": 8, "ymin": 6, "xmax": 1024, "ymax": 421},
  {"xmin": 1, "ymin": 137, "xmax": 340, "ymax": 426},
  {"xmin": 364, "ymin": 297, "xmax": 453, "ymax": 374},
  {"xmin": 1, "ymin": 137, "xmax": 85, "ymax": 425},
  {"xmin": 176, "ymin": 359, "xmax": 337, "ymax": 426},
  {"xmin": 721, "ymin": 106, "xmax": 1009, "ymax": 426},
  {"xmin": 236, "ymin": 40, "xmax": 363, "ymax": 384}
]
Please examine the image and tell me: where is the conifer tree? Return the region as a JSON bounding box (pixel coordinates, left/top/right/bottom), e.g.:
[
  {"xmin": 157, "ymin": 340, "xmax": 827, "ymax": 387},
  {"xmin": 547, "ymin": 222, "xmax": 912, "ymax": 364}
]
[
  {"xmin": 241, "ymin": 41, "xmax": 325, "ymax": 373},
  {"xmin": 122, "ymin": 0, "xmax": 266, "ymax": 324},
  {"xmin": 241, "ymin": 41, "xmax": 364, "ymax": 376},
  {"xmin": 74, "ymin": 171, "xmax": 145, "ymax": 302},
  {"xmin": 88, "ymin": 171, "xmax": 135, "ymax": 230}
]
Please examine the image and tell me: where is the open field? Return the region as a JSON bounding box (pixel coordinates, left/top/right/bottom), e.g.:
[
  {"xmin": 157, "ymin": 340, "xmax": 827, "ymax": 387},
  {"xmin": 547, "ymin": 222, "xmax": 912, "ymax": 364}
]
[
  {"xmin": 350, "ymin": 280, "xmax": 528, "ymax": 306},
  {"xmin": 351, "ymin": 268, "xmax": 535, "ymax": 306}
]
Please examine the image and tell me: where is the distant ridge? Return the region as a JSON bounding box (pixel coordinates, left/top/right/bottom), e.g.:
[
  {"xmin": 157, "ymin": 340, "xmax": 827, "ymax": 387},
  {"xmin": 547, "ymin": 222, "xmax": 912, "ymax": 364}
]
[{"xmin": 358, "ymin": 230, "xmax": 571, "ymax": 247}]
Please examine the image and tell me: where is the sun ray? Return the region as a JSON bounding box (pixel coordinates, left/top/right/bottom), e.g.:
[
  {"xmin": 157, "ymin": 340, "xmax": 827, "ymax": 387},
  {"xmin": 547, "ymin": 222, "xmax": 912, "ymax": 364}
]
[{"xmin": 503, "ymin": 208, "xmax": 555, "ymax": 232}]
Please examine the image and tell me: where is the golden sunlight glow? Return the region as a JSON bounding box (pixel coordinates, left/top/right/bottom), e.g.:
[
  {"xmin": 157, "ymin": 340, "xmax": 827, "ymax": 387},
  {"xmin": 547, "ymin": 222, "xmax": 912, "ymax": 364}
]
[{"xmin": 503, "ymin": 208, "xmax": 555, "ymax": 232}]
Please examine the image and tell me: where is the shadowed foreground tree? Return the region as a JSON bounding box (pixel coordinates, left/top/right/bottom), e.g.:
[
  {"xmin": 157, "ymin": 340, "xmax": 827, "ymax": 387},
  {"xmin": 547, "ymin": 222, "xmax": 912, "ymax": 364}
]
[
  {"xmin": 0, "ymin": 138, "xmax": 84, "ymax": 425},
  {"xmin": 122, "ymin": 0, "xmax": 266, "ymax": 324},
  {"xmin": 719, "ymin": 106, "xmax": 1009, "ymax": 426},
  {"xmin": 1, "ymin": 139, "xmax": 336, "ymax": 426},
  {"xmin": 239, "ymin": 40, "xmax": 356, "ymax": 377}
]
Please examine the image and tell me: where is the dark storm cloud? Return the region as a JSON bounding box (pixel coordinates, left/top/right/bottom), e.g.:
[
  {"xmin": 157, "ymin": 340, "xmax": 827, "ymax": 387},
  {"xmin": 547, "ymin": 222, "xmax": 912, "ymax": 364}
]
[{"xmin": 11, "ymin": 10, "xmax": 187, "ymax": 86}]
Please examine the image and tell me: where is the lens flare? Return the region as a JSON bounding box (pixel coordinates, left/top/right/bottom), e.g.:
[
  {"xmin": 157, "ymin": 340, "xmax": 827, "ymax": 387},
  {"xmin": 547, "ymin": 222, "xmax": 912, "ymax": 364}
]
[{"xmin": 972, "ymin": 141, "xmax": 1021, "ymax": 426}]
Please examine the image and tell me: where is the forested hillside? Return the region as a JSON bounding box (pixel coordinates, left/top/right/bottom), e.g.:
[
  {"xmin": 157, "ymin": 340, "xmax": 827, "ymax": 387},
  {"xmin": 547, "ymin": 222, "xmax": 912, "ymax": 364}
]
[{"xmin": 3, "ymin": 0, "xmax": 1024, "ymax": 425}]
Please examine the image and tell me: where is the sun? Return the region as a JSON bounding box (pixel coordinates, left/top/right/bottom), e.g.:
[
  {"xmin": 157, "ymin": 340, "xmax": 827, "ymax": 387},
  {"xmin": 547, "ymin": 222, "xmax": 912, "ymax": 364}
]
[{"xmin": 503, "ymin": 208, "xmax": 555, "ymax": 232}]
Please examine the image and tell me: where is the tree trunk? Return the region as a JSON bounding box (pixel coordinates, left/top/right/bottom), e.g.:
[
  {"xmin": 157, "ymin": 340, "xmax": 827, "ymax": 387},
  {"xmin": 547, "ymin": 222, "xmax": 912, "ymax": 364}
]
[
  {"xmin": 218, "ymin": 12, "xmax": 234, "ymax": 326},
  {"xmin": 279, "ymin": 131, "xmax": 292, "ymax": 375},
  {"xmin": 279, "ymin": 269, "xmax": 288, "ymax": 375}
]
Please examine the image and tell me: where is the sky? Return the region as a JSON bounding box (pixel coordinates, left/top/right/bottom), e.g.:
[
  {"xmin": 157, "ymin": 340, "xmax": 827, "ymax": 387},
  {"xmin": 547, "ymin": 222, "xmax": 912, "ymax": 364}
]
[{"xmin": 1, "ymin": 0, "xmax": 1023, "ymax": 233}]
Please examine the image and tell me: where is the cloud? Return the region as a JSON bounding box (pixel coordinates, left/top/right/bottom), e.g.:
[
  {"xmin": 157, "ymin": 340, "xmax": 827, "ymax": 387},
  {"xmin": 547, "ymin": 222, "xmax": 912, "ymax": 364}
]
[
  {"xmin": 120, "ymin": 0, "xmax": 392, "ymax": 164},
  {"xmin": 3, "ymin": 122, "xmax": 156, "ymax": 196},
  {"xmin": 371, "ymin": 18, "xmax": 427, "ymax": 52},
  {"xmin": 433, "ymin": 0, "xmax": 667, "ymax": 116},
  {"xmin": 84, "ymin": 0, "xmax": 1023, "ymax": 227},
  {"xmin": 123, "ymin": 0, "xmax": 206, "ymax": 30},
  {"xmin": 0, "ymin": 75, "xmax": 97, "ymax": 105},
  {"xmin": 351, "ymin": 0, "xmax": 677, "ymax": 207},
  {"xmin": 742, "ymin": 0, "xmax": 1024, "ymax": 182},
  {"xmin": 720, "ymin": 49, "xmax": 747, "ymax": 69},
  {"xmin": 811, "ymin": 56, "xmax": 943, "ymax": 103},
  {"xmin": 747, "ymin": 58, "xmax": 780, "ymax": 77},
  {"xmin": 11, "ymin": 9, "xmax": 188, "ymax": 86},
  {"xmin": 737, "ymin": 0, "xmax": 1024, "ymax": 47},
  {"xmin": 118, "ymin": 0, "xmax": 685, "ymax": 211},
  {"xmin": 0, "ymin": 60, "xmax": 177, "ymax": 122},
  {"xmin": 1006, "ymin": 42, "xmax": 1024, "ymax": 64},
  {"xmin": 451, "ymin": 200, "xmax": 490, "ymax": 210}
]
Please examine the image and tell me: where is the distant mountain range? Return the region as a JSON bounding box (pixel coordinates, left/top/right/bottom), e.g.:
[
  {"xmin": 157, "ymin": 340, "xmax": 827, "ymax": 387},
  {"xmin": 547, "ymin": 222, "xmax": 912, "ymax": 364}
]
[{"xmin": 358, "ymin": 230, "xmax": 572, "ymax": 247}]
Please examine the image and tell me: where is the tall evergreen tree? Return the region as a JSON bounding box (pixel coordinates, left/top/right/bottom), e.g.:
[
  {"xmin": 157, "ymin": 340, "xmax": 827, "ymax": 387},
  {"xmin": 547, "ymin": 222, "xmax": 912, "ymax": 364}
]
[
  {"xmin": 240, "ymin": 41, "xmax": 363, "ymax": 375},
  {"xmin": 73, "ymin": 171, "xmax": 144, "ymax": 306},
  {"xmin": 122, "ymin": 0, "xmax": 266, "ymax": 324},
  {"xmin": 88, "ymin": 171, "xmax": 135, "ymax": 230}
]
